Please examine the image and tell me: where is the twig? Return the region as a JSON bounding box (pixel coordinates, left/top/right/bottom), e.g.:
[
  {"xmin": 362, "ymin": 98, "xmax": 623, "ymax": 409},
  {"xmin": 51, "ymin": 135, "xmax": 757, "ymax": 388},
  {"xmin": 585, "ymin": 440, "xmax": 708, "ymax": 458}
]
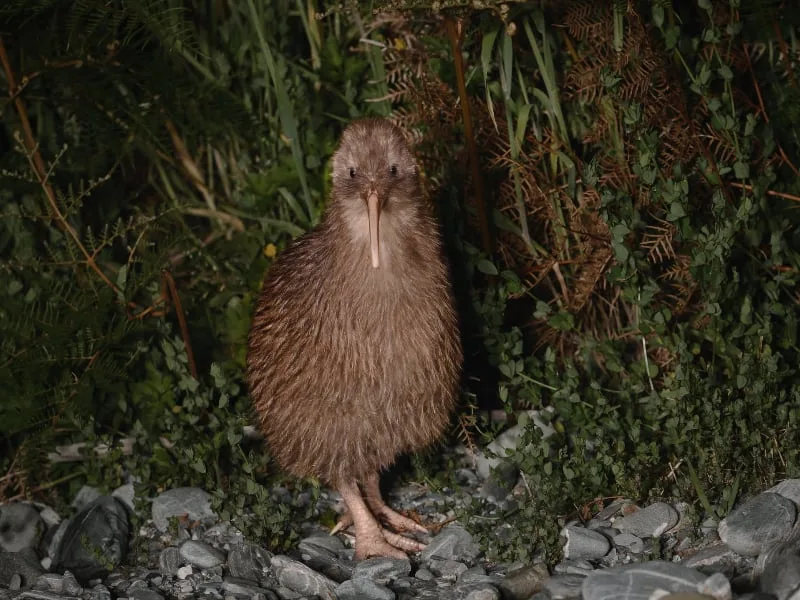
[
  {"xmin": 0, "ymin": 36, "xmax": 135, "ymax": 306},
  {"xmin": 445, "ymin": 17, "xmax": 492, "ymax": 256},
  {"xmin": 47, "ymin": 438, "xmax": 135, "ymax": 463},
  {"xmin": 729, "ymin": 181, "xmax": 800, "ymax": 203},
  {"xmin": 742, "ymin": 43, "xmax": 799, "ymax": 176},
  {"xmin": 162, "ymin": 270, "xmax": 198, "ymax": 379}
]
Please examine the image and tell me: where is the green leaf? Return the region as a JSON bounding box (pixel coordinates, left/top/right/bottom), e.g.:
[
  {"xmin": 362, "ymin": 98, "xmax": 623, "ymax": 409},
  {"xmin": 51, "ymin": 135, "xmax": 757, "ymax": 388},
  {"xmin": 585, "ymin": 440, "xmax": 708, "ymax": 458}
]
[{"xmin": 477, "ymin": 259, "xmax": 498, "ymax": 275}]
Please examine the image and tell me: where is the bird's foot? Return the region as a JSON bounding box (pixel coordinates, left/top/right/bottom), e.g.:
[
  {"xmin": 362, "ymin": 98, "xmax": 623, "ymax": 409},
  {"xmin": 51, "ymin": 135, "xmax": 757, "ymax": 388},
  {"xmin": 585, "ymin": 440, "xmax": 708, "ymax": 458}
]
[
  {"xmin": 371, "ymin": 503, "xmax": 427, "ymax": 534},
  {"xmin": 330, "ymin": 511, "xmax": 353, "ymax": 536},
  {"xmin": 354, "ymin": 527, "xmax": 425, "ymax": 560},
  {"xmin": 330, "ymin": 511, "xmax": 425, "ymax": 558},
  {"xmin": 330, "ymin": 505, "xmax": 425, "ymax": 536}
]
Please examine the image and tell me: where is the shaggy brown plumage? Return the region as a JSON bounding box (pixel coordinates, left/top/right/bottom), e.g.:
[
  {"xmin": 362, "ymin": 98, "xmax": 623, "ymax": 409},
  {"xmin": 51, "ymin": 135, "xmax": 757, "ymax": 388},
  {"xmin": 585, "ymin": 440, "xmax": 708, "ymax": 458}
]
[{"xmin": 246, "ymin": 118, "xmax": 462, "ymax": 559}]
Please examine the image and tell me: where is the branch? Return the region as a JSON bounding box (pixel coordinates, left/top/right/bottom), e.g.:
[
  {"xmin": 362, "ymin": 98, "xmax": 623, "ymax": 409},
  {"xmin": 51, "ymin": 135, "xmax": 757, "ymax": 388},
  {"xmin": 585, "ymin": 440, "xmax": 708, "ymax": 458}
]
[
  {"xmin": 0, "ymin": 36, "xmax": 133, "ymax": 306},
  {"xmin": 445, "ymin": 17, "xmax": 493, "ymax": 255}
]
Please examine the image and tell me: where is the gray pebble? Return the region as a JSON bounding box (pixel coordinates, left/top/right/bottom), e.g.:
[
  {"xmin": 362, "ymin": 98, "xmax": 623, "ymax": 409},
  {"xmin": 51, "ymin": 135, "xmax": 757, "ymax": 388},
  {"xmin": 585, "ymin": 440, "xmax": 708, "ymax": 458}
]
[
  {"xmin": 54, "ymin": 496, "xmax": 129, "ymax": 583},
  {"xmin": 760, "ymin": 553, "xmax": 800, "ymax": 600},
  {"xmin": 562, "ymin": 525, "xmax": 611, "ymax": 559},
  {"xmin": 129, "ymin": 589, "xmax": 164, "ymax": 600},
  {"xmin": 89, "ymin": 584, "xmax": 111, "ymax": 600},
  {"xmin": 458, "ymin": 566, "xmax": 491, "ymax": 584},
  {"xmin": 681, "ymin": 542, "xmax": 743, "ymax": 579},
  {"xmin": 111, "ymin": 483, "xmax": 136, "ymax": 513},
  {"xmin": 159, "ymin": 547, "xmax": 183, "ymax": 576},
  {"xmin": 428, "ymin": 558, "xmax": 468, "ymax": 581},
  {"xmin": 9, "ymin": 574, "xmax": 22, "ymax": 591},
  {"xmin": 582, "ymin": 561, "xmax": 706, "ymax": 600},
  {"xmin": 767, "ymin": 479, "xmax": 800, "ymax": 507},
  {"xmin": 335, "ymin": 579, "xmax": 395, "ymax": 600},
  {"xmin": 420, "ymin": 525, "xmax": 481, "ymax": 563},
  {"xmin": 34, "ymin": 574, "xmax": 64, "ymax": 593},
  {"xmin": 0, "ymin": 503, "xmax": 43, "ymax": 553},
  {"xmin": 493, "ymin": 563, "xmax": 549, "ymax": 600},
  {"xmin": 297, "ymin": 536, "xmax": 354, "ymax": 583},
  {"xmin": 61, "ymin": 571, "xmax": 82, "ymax": 596},
  {"xmin": 0, "ymin": 548, "xmax": 44, "ymax": 588},
  {"xmin": 541, "ymin": 574, "xmax": 585, "ymax": 599},
  {"xmin": 221, "ymin": 576, "xmax": 274, "ymax": 597},
  {"xmin": 455, "ymin": 583, "xmax": 501, "ymax": 600},
  {"xmin": 719, "ymin": 492, "xmax": 797, "ymax": 556},
  {"xmin": 228, "ymin": 543, "xmax": 271, "ymax": 583},
  {"xmin": 179, "ymin": 540, "xmax": 226, "ymax": 568},
  {"xmin": 613, "ymin": 532, "xmax": 645, "ymax": 554},
  {"xmin": 271, "ymin": 555, "xmax": 337, "ymax": 600},
  {"xmin": 415, "ymin": 568, "xmax": 434, "ymax": 581},
  {"xmin": 151, "ymin": 487, "xmax": 217, "ymax": 532},
  {"xmin": 554, "ymin": 560, "xmax": 595, "ymax": 576},
  {"xmin": 71, "ymin": 486, "xmax": 102, "ymax": 511},
  {"xmin": 614, "ymin": 502, "xmax": 679, "ymax": 538},
  {"xmin": 698, "ymin": 572, "xmax": 732, "ymax": 599},
  {"xmin": 353, "ymin": 557, "xmax": 411, "ymax": 584}
]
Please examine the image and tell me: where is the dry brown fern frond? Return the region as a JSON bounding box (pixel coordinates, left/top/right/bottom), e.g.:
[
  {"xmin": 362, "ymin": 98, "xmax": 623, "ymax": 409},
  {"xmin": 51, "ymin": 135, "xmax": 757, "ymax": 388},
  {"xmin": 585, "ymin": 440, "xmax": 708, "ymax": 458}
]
[{"xmin": 641, "ymin": 218, "xmax": 677, "ymax": 264}]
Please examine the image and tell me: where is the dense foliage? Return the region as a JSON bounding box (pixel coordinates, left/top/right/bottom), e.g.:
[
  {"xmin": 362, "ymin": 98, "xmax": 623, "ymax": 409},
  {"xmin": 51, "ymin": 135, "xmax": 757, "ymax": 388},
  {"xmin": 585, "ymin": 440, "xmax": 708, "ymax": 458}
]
[{"xmin": 1, "ymin": 0, "xmax": 799, "ymax": 562}]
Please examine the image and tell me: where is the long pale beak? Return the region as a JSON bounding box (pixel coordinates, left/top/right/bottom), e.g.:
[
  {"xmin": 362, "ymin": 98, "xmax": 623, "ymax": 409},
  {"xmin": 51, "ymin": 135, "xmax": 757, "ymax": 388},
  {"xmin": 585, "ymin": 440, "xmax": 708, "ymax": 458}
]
[{"xmin": 367, "ymin": 191, "xmax": 380, "ymax": 269}]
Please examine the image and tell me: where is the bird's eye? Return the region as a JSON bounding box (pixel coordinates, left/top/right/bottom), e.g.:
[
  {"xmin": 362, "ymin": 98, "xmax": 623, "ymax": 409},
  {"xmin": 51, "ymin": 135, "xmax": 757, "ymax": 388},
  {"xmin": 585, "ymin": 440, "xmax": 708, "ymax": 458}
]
[
  {"xmin": 349, "ymin": 167, "xmax": 356, "ymax": 178},
  {"xmin": 389, "ymin": 165, "xmax": 398, "ymax": 176}
]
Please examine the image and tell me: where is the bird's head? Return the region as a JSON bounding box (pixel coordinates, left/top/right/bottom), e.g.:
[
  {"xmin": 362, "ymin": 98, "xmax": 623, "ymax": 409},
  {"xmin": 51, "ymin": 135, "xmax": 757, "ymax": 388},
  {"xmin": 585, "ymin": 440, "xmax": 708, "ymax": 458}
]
[{"xmin": 331, "ymin": 118, "xmax": 422, "ymax": 269}]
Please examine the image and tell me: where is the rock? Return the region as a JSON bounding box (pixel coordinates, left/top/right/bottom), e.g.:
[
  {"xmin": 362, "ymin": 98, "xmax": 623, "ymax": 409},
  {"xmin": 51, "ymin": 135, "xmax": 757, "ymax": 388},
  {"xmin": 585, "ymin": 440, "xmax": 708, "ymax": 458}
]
[
  {"xmin": 613, "ymin": 532, "xmax": 645, "ymax": 554},
  {"xmin": 89, "ymin": 584, "xmax": 111, "ymax": 600},
  {"xmin": 455, "ymin": 583, "xmax": 501, "ymax": 600},
  {"xmin": 471, "ymin": 411, "xmax": 554, "ymax": 499},
  {"xmin": 582, "ymin": 561, "xmax": 707, "ymax": 600},
  {"xmin": 228, "ymin": 542, "xmax": 272, "ymax": 583},
  {"xmin": 221, "ymin": 576, "xmax": 274, "ymax": 597},
  {"xmin": 203, "ymin": 522, "xmax": 246, "ymax": 547},
  {"xmin": 158, "ymin": 547, "xmax": 183, "ymax": 576},
  {"xmin": 698, "ymin": 572, "xmax": 732, "ymax": 600},
  {"xmin": 71, "ymin": 486, "xmax": 102, "ymax": 510},
  {"xmin": 112, "ymin": 483, "xmax": 136, "ymax": 513},
  {"xmin": 420, "ymin": 525, "xmax": 481, "ymax": 564},
  {"xmin": 562, "ymin": 525, "xmax": 611, "ymax": 559},
  {"xmin": 9, "ymin": 574, "xmax": 22, "ymax": 591},
  {"xmin": 335, "ymin": 578, "xmax": 395, "ymax": 600},
  {"xmin": 352, "ymin": 557, "xmax": 411, "ymax": 584},
  {"xmin": 760, "ymin": 553, "xmax": 800, "ymax": 600},
  {"xmin": 681, "ymin": 542, "xmax": 744, "ymax": 578},
  {"xmin": 0, "ymin": 548, "xmax": 44, "ymax": 589},
  {"xmin": 297, "ymin": 536, "xmax": 354, "ymax": 583},
  {"xmin": 34, "ymin": 574, "xmax": 65, "ymax": 593},
  {"xmin": 151, "ymin": 487, "xmax": 217, "ymax": 532},
  {"xmin": 767, "ymin": 479, "xmax": 800, "ymax": 507},
  {"xmin": 129, "ymin": 589, "xmax": 164, "ymax": 600},
  {"xmin": 414, "ymin": 568, "xmax": 434, "ymax": 581},
  {"xmin": 61, "ymin": 571, "xmax": 82, "ymax": 596},
  {"xmin": 428, "ymin": 558, "xmax": 468, "ymax": 581},
  {"xmin": 554, "ymin": 560, "xmax": 595, "ymax": 576},
  {"xmin": 271, "ymin": 555, "xmax": 338, "ymax": 600},
  {"xmin": 719, "ymin": 493, "xmax": 797, "ymax": 556},
  {"xmin": 0, "ymin": 503, "xmax": 43, "ymax": 553},
  {"xmin": 459, "ymin": 566, "xmax": 490, "ymax": 584},
  {"xmin": 542, "ymin": 574, "xmax": 585, "ymax": 599},
  {"xmin": 179, "ymin": 540, "xmax": 226, "ymax": 568},
  {"xmin": 53, "ymin": 496, "xmax": 129, "ymax": 583},
  {"xmin": 614, "ymin": 502, "xmax": 679, "ymax": 538},
  {"xmin": 493, "ymin": 563, "xmax": 549, "ymax": 600}
]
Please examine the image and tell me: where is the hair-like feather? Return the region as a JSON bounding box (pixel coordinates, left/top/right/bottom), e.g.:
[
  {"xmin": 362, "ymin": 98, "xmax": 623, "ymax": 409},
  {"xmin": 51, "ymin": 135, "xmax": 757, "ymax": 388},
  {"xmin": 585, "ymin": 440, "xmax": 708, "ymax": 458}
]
[{"xmin": 246, "ymin": 118, "xmax": 462, "ymax": 486}]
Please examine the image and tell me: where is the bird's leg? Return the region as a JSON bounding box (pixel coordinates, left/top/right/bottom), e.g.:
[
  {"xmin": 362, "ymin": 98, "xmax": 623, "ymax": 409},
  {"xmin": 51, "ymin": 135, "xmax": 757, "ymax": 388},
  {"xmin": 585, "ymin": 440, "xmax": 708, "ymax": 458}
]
[
  {"xmin": 337, "ymin": 480, "xmax": 425, "ymax": 559},
  {"xmin": 362, "ymin": 472, "xmax": 427, "ymax": 533}
]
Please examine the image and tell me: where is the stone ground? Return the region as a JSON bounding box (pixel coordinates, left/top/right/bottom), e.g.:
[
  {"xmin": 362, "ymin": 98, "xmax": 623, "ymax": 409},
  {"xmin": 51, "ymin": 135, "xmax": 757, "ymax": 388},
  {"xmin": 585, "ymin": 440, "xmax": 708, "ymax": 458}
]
[{"xmin": 1, "ymin": 439, "xmax": 799, "ymax": 600}]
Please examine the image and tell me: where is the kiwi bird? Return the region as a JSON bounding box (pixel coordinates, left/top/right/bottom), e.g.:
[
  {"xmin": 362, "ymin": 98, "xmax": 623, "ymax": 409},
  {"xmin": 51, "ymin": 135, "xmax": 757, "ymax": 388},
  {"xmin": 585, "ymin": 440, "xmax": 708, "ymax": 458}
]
[{"xmin": 246, "ymin": 118, "xmax": 462, "ymax": 559}]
